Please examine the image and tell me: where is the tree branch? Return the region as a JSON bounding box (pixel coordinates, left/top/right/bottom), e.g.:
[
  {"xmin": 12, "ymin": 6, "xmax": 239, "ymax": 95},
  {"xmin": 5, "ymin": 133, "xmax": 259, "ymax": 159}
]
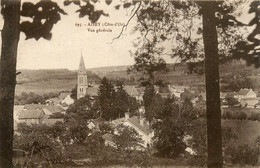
[{"xmin": 110, "ymin": 2, "xmax": 141, "ymax": 44}]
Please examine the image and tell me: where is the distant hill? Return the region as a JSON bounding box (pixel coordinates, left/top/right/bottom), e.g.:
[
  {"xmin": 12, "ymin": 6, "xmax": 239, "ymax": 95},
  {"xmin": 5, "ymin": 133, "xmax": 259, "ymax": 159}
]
[
  {"xmin": 89, "ymin": 61, "xmax": 260, "ymax": 91},
  {"xmin": 16, "ymin": 69, "xmax": 100, "ymax": 95},
  {"xmin": 15, "ymin": 61, "xmax": 260, "ymax": 95}
]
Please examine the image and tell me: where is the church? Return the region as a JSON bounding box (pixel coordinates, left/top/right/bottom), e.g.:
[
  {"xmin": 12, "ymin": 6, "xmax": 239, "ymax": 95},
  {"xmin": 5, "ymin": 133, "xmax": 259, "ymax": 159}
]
[
  {"xmin": 76, "ymin": 54, "xmax": 142, "ymax": 101},
  {"xmin": 77, "ymin": 55, "xmax": 88, "ymax": 99}
]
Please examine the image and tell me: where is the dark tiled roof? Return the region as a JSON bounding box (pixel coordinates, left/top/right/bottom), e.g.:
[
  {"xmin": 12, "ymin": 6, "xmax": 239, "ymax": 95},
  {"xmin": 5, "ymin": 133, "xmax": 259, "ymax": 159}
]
[
  {"xmin": 24, "ymin": 104, "xmax": 64, "ymax": 113},
  {"xmin": 126, "ymin": 116, "xmax": 151, "ymax": 135},
  {"xmin": 19, "ymin": 110, "xmax": 44, "ymax": 119},
  {"xmin": 237, "ymin": 89, "xmax": 252, "ymax": 96}
]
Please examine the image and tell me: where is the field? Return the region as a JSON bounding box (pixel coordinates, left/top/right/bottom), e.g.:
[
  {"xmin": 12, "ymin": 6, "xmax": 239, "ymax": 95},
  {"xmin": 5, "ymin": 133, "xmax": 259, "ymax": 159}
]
[
  {"xmin": 15, "ymin": 69, "xmax": 100, "ymax": 95},
  {"xmin": 222, "ymin": 119, "xmax": 260, "ymax": 145}
]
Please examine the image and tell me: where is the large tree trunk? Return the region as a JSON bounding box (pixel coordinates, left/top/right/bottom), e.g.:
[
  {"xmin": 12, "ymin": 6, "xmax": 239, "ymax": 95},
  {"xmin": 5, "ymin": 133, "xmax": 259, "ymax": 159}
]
[
  {"xmin": 201, "ymin": 2, "xmax": 223, "ymax": 168},
  {"xmin": 0, "ymin": 0, "xmax": 21, "ymax": 167}
]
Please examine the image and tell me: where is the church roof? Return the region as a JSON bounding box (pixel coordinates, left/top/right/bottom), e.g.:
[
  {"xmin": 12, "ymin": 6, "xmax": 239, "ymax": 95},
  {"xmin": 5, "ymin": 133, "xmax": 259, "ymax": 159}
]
[{"xmin": 79, "ymin": 55, "xmax": 86, "ymax": 71}]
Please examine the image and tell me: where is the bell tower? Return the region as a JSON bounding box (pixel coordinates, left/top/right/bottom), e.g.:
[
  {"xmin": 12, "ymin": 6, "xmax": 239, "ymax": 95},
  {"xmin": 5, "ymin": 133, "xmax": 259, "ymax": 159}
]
[{"xmin": 77, "ymin": 53, "xmax": 88, "ymax": 99}]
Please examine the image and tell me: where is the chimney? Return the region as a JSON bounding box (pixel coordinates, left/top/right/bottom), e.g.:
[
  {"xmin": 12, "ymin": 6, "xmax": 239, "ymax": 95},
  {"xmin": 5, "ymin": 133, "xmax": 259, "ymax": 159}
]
[
  {"xmin": 125, "ymin": 112, "xmax": 129, "ymax": 119},
  {"xmin": 140, "ymin": 118, "xmax": 144, "ymax": 126}
]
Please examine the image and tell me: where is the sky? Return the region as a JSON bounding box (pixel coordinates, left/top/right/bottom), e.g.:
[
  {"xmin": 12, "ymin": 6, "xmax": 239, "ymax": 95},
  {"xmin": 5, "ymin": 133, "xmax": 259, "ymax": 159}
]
[{"xmin": 0, "ymin": 0, "xmax": 254, "ymax": 70}]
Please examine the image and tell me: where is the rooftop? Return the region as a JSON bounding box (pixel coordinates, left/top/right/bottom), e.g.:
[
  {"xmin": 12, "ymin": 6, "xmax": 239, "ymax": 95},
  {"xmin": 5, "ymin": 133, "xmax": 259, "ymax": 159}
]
[
  {"xmin": 126, "ymin": 116, "xmax": 152, "ymax": 135},
  {"xmin": 19, "ymin": 109, "xmax": 44, "ymax": 119}
]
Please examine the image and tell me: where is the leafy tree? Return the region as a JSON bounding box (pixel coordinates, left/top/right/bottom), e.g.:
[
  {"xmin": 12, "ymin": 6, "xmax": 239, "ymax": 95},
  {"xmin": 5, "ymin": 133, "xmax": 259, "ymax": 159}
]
[
  {"xmin": 127, "ymin": 1, "xmax": 259, "ymax": 166},
  {"xmin": 99, "ymin": 122, "xmax": 113, "ymax": 134},
  {"xmin": 0, "ymin": 1, "xmax": 113, "ymax": 166},
  {"xmin": 85, "ymin": 131, "xmax": 105, "ymax": 156},
  {"xmin": 113, "ymin": 124, "xmax": 143, "ymax": 151},
  {"xmin": 65, "ymin": 115, "xmax": 91, "ymax": 145},
  {"xmin": 143, "ymin": 84, "xmax": 156, "ymax": 123},
  {"xmin": 225, "ymin": 96, "xmax": 239, "ymax": 107},
  {"xmin": 114, "ymin": 80, "xmax": 139, "ymax": 117},
  {"xmin": 13, "ymin": 123, "xmax": 64, "ymax": 166},
  {"xmin": 70, "ymin": 85, "xmax": 77, "ymax": 101},
  {"xmin": 66, "ymin": 95, "xmax": 99, "ymax": 120},
  {"xmin": 152, "ymin": 97, "xmax": 197, "ymax": 158},
  {"xmin": 98, "ymin": 78, "xmax": 139, "ymax": 120},
  {"xmin": 98, "ymin": 77, "xmax": 117, "ymax": 120}
]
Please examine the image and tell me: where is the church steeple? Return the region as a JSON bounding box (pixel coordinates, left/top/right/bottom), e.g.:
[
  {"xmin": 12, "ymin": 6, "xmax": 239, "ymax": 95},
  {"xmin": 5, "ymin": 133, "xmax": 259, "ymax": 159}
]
[
  {"xmin": 77, "ymin": 51, "xmax": 88, "ymax": 99},
  {"xmin": 79, "ymin": 51, "xmax": 86, "ymax": 71}
]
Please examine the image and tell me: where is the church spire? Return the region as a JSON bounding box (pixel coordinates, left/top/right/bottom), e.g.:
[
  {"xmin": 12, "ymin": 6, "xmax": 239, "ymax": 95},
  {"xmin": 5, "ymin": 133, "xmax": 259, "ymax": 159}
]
[{"xmin": 79, "ymin": 51, "xmax": 86, "ymax": 71}]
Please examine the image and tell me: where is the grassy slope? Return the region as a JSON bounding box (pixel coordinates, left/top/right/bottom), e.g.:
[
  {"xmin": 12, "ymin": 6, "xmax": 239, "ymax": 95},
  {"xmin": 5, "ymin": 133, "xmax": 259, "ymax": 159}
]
[
  {"xmin": 15, "ymin": 69, "xmax": 100, "ymax": 95},
  {"xmin": 222, "ymin": 119, "xmax": 260, "ymax": 145}
]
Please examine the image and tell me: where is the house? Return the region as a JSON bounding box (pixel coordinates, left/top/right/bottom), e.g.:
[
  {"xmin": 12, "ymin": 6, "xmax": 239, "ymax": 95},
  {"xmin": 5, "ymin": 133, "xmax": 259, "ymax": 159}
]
[
  {"xmin": 24, "ymin": 104, "xmax": 65, "ymax": 115},
  {"xmin": 46, "ymin": 97, "xmax": 61, "ymax": 106},
  {"xmin": 112, "ymin": 113, "xmax": 153, "ymax": 147},
  {"xmin": 123, "ymin": 116, "xmax": 154, "ymax": 147},
  {"xmin": 125, "ymin": 85, "xmax": 142, "ymax": 101},
  {"xmin": 240, "ymin": 98, "xmax": 260, "ymax": 108},
  {"xmin": 88, "ymin": 117, "xmax": 106, "ymax": 130},
  {"xmin": 18, "ymin": 109, "xmax": 45, "ymax": 125},
  {"xmin": 46, "ymin": 92, "xmax": 74, "ymax": 106},
  {"xmin": 61, "ymin": 94, "xmax": 74, "ymax": 105},
  {"xmin": 235, "ymin": 88, "xmax": 257, "ymax": 102}
]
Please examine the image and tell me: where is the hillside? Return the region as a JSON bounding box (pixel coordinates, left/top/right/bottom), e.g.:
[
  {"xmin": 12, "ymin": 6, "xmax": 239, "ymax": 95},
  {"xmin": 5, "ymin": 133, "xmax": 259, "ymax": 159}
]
[
  {"xmin": 15, "ymin": 69, "xmax": 100, "ymax": 95},
  {"xmin": 15, "ymin": 61, "xmax": 260, "ymax": 95},
  {"xmin": 92, "ymin": 61, "xmax": 260, "ymax": 91}
]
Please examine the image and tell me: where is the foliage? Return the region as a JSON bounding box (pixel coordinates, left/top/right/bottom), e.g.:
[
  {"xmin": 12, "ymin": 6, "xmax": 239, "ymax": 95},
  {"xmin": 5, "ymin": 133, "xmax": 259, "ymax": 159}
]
[
  {"xmin": 66, "ymin": 95, "xmax": 98, "ymax": 120},
  {"xmin": 143, "ymin": 84, "xmax": 156, "ymax": 123},
  {"xmin": 225, "ymin": 96, "xmax": 239, "ymax": 107},
  {"xmin": 152, "ymin": 98, "xmax": 197, "ymax": 158},
  {"xmin": 222, "ymin": 110, "xmax": 233, "ymax": 120},
  {"xmin": 248, "ymin": 112, "xmax": 260, "ymax": 121},
  {"xmin": 84, "ymin": 131, "xmax": 105, "ymax": 156},
  {"xmin": 13, "ymin": 123, "xmax": 64, "ymax": 167},
  {"xmin": 113, "ymin": 124, "xmax": 143, "ymax": 151},
  {"xmin": 187, "ymin": 120, "xmax": 241, "ymax": 166},
  {"xmin": 129, "ymin": 43, "xmax": 168, "ymax": 83},
  {"xmin": 98, "ymin": 77, "xmax": 139, "ymax": 120},
  {"xmin": 98, "ymin": 77, "xmax": 117, "ymax": 120},
  {"xmin": 222, "ymin": 110, "xmax": 249, "ymax": 120},
  {"xmin": 114, "ymin": 80, "xmax": 140, "ymax": 117},
  {"xmin": 99, "ymin": 122, "xmax": 113, "ymax": 134},
  {"xmin": 64, "ymin": 114, "xmax": 91, "ymax": 144},
  {"xmin": 70, "ymin": 85, "xmax": 77, "ymax": 100},
  {"xmin": 224, "ymin": 144, "xmax": 258, "ymax": 166}
]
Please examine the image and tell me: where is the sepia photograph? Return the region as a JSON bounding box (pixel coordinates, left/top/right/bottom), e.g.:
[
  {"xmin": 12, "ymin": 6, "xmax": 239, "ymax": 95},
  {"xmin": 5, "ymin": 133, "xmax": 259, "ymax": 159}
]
[{"xmin": 0, "ymin": 0, "xmax": 259, "ymax": 167}]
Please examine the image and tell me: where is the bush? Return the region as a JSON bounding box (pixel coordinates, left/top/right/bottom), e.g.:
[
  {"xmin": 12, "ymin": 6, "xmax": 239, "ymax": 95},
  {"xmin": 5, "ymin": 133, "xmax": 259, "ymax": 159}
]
[
  {"xmin": 224, "ymin": 144, "xmax": 258, "ymax": 166},
  {"xmin": 235, "ymin": 111, "xmax": 247, "ymax": 120},
  {"xmin": 248, "ymin": 112, "xmax": 260, "ymax": 121},
  {"xmin": 222, "ymin": 110, "xmax": 232, "ymax": 119}
]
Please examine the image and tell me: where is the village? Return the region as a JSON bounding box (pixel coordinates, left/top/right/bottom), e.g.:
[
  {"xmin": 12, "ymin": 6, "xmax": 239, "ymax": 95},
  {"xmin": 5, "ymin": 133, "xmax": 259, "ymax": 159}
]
[{"xmin": 13, "ymin": 55, "xmax": 260, "ymax": 153}]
